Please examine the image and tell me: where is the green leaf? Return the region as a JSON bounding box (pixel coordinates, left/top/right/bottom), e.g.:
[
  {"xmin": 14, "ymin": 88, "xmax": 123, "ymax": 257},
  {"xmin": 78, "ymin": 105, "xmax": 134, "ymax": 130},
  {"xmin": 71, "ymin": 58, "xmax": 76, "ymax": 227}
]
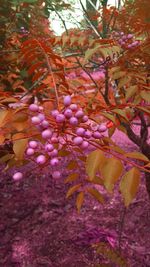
[
  {"xmin": 76, "ymin": 192, "xmax": 84, "ymax": 213},
  {"xmin": 86, "ymin": 150, "xmax": 106, "ymax": 180},
  {"xmin": 101, "ymin": 157, "xmax": 123, "ymax": 193},
  {"xmin": 120, "ymin": 167, "xmax": 140, "ymax": 207},
  {"xmin": 66, "ymin": 184, "xmax": 82, "ymax": 198},
  {"xmin": 87, "ymin": 188, "xmax": 104, "ymax": 204}
]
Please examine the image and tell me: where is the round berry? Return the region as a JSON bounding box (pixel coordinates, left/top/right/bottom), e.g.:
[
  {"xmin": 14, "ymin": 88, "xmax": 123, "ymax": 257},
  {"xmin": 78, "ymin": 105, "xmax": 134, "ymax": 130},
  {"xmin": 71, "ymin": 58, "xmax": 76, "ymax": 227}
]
[
  {"xmin": 80, "ymin": 140, "xmax": 89, "ymax": 149},
  {"xmin": 64, "ymin": 95, "xmax": 71, "ymax": 106},
  {"xmin": 82, "ymin": 115, "xmax": 88, "ymax": 122},
  {"xmin": 29, "ymin": 140, "xmax": 38, "ymax": 149},
  {"xmin": 29, "ymin": 104, "xmax": 39, "ymax": 112},
  {"xmin": 76, "ymin": 127, "xmax": 85, "ymax": 136},
  {"xmin": 51, "ymin": 136, "xmax": 59, "ymax": 143},
  {"xmin": 51, "ymin": 109, "xmax": 59, "ymax": 118},
  {"xmin": 98, "ymin": 124, "xmax": 107, "ymax": 132},
  {"xmin": 69, "ymin": 117, "xmax": 78, "ymax": 126},
  {"xmin": 56, "ymin": 114, "xmax": 65, "ymax": 123},
  {"xmin": 50, "ymin": 157, "xmax": 59, "ymax": 166},
  {"xmin": 93, "ymin": 131, "xmax": 101, "ymax": 139},
  {"xmin": 42, "ymin": 129, "xmax": 53, "ymax": 139},
  {"xmin": 75, "ymin": 110, "xmax": 84, "ymax": 118},
  {"xmin": 39, "ymin": 106, "xmax": 44, "ymax": 111},
  {"xmin": 52, "ymin": 171, "xmax": 61, "ymax": 179},
  {"xmin": 45, "ymin": 143, "xmax": 54, "ymax": 152},
  {"xmin": 84, "ymin": 130, "xmax": 92, "ymax": 139},
  {"xmin": 64, "ymin": 108, "xmax": 73, "ymax": 118},
  {"xmin": 50, "ymin": 149, "xmax": 58, "ymax": 157},
  {"xmin": 69, "ymin": 104, "xmax": 78, "ymax": 111},
  {"xmin": 26, "ymin": 148, "xmax": 35, "ymax": 156},
  {"xmin": 31, "ymin": 116, "xmax": 41, "ymax": 125},
  {"xmin": 127, "ymin": 34, "xmax": 133, "ymax": 39},
  {"xmin": 13, "ymin": 172, "xmax": 23, "ymax": 181},
  {"xmin": 73, "ymin": 136, "xmax": 83, "ymax": 145},
  {"xmin": 36, "ymin": 155, "xmax": 46, "ymax": 165},
  {"xmin": 41, "ymin": 120, "xmax": 49, "ymax": 128},
  {"xmin": 38, "ymin": 113, "xmax": 45, "ymax": 121}
]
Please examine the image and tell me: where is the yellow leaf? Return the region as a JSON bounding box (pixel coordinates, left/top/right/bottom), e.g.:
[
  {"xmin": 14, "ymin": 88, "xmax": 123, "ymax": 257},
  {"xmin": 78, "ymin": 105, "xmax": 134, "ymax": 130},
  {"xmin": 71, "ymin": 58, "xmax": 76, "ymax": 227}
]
[
  {"xmin": 0, "ymin": 134, "xmax": 5, "ymax": 145},
  {"xmin": 86, "ymin": 175, "xmax": 104, "ymax": 186},
  {"xmin": 125, "ymin": 152, "xmax": 149, "ymax": 162},
  {"xmin": 87, "ymin": 188, "xmax": 104, "ymax": 204},
  {"xmin": 0, "ymin": 154, "xmax": 14, "ymax": 163},
  {"xmin": 112, "ymin": 71, "xmax": 126, "ymax": 80},
  {"xmin": 13, "ymin": 138, "xmax": 28, "ymax": 160},
  {"xmin": 0, "ymin": 110, "xmax": 10, "ymax": 127},
  {"xmin": 100, "ymin": 112, "xmax": 116, "ymax": 124},
  {"xmin": 113, "ymin": 109, "xmax": 128, "ymax": 120},
  {"xmin": 76, "ymin": 192, "xmax": 84, "ymax": 213},
  {"xmin": 120, "ymin": 167, "xmax": 140, "ymax": 207},
  {"xmin": 125, "ymin": 85, "xmax": 137, "ymax": 101},
  {"xmin": 64, "ymin": 173, "xmax": 79, "ymax": 183},
  {"xmin": 101, "ymin": 157, "xmax": 123, "ymax": 193},
  {"xmin": 67, "ymin": 160, "xmax": 77, "ymax": 170},
  {"xmin": 58, "ymin": 149, "xmax": 71, "ymax": 156},
  {"xmin": 66, "ymin": 184, "xmax": 82, "ymax": 198},
  {"xmin": 140, "ymin": 91, "xmax": 150, "ymax": 102},
  {"xmin": 118, "ymin": 76, "xmax": 131, "ymax": 89},
  {"xmin": 86, "ymin": 150, "xmax": 106, "ymax": 181}
]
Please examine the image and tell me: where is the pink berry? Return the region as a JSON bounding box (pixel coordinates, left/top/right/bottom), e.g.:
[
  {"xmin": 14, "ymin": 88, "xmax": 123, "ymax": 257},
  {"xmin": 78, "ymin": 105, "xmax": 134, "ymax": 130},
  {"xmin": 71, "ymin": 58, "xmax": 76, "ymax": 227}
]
[
  {"xmin": 45, "ymin": 143, "xmax": 54, "ymax": 152},
  {"xmin": 38, "ymin": 113, "xmax": 45, "ymax": 121},
  {"xmin": 51, "ymin": 109, "xmax": 59, "ymax": 118},
  {"xmin": 42, "ymin": 129, "xmax": 53, "ymax": 139},
  {"xmin": 127, "ymin": 34, "xmax": 133, "ymax": 39},
  {"xmin": 31, "ymin": 116, "xmax": 41, "ymax": 125},
  {"xmin": 56, "ymin": 114, "xmax": 65, "ymax": 123},
  {"xmin": 80, "ymin": 140, "xmax": 89, "ymax": 149},
  {"xmin": 75, "ymin": 110, "xmax": 84, "ymax": 118},
  {"xmin": 73, "ymin": 136, "xmax": 83, "ymax": 145},
  {"xmin": 39, "ymin": 106, "xmax": 44, "ymax": 111},
  {"xmin": 82, "ymin": 115, "xmax": 88, "ymax": 122},
  {"xmin": 36, "ymin": 155, "xmax": 46, "ymax": 165},
  {"xmin": 93, "ymin": 131, "xmax": 101, "ymax": 139},
  {"xmin": 41, "ymin": 120, "xmax": 49, "ymax": 128},
  {"xmin": 13, "ymin": 172, "xmax": 23, "ymax": 181},
  {"xmin": 69, "ymin": 117, "xmax": 78, "ymax": 126},
  {"xmin": 26, "ymin": 148, "xmax": 35, "ymax": 156},
  {"xmin": 50, "ymin": 157, "xmax": 59, "ymax": 166},
  {"xmin": 51, "ymin": 137, "xmax": 59, "ymax": 143},
  {"xmin": 98, "ymin": 124, "xmax": 107, "ymax": 132},
  {"xmin": 50, "ymin": 149, "xmax": 58, "ymax": 157},
  {"xmin": 76, "ymin": 127, "xmax": 85, "ymax": 136},
  {"xmin": 29, "ymin": 140, "xmax": 38, "ymax": 148},
  {"xmin": 132, "ymin": 41, "xmax": 139, "ymax": 46},
  {"xmin": 84, "ymin": 130, "xmax": 92, "ymax": 139},
  {"xmin": 64, "ymin": 95, "xmax": 72, "ymax": 106},
  {"xmin": 69, "ymin": 104, "xmax": 78, "ymax": 111},
  {"xmin": 52, "ymin": 171, "xmax": 61, "ymax": 179},
  {"xmin": 127, "ymin": 44, "xmax": 132, "ymax": 49},
  {"xmin": 64, "ymin": 108, "xmax": 73, "ymax": 118},
  {"xmin": 29, "ymin": 104, "xmax": 39, "ymax": 112}
]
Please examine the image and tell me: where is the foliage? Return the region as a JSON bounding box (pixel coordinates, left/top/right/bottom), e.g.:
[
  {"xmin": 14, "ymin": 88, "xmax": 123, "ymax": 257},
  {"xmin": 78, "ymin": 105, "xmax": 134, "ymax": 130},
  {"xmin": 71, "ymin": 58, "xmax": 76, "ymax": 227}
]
[{"xmin": 0, "ymin": 0, "xmax": 150, "ymax": 264}]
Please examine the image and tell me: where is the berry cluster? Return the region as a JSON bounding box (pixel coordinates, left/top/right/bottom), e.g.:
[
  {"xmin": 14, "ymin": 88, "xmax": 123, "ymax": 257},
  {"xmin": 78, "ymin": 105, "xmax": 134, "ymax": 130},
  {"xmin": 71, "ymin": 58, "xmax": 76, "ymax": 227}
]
[
  {"xmin": 13, "ymin": 96, "xmax": 108, "ymax": 181},
  {"xmin": 113, "ymin": 32, "xmax": 140, "ymax": 50}
]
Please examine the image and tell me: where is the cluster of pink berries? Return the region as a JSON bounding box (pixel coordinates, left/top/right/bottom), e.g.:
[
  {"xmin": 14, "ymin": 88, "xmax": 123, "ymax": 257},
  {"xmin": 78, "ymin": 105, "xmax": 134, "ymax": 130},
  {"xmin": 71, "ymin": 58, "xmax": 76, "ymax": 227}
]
[
  {"xmin": 113, "ymin": 31, "xmax": 140, "ymax": 49},
  {"xmin": 13, "ymin": 95, "xmax": 107, "ymax": 181}
]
